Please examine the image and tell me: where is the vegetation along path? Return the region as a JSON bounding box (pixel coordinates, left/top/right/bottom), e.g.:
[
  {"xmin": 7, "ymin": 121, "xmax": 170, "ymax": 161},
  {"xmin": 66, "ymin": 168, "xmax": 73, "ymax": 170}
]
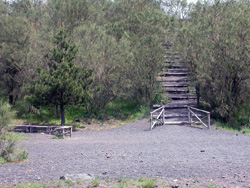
[{"xmin": 1, "ymin": 120, "xmax": 250, "ymax": 187}]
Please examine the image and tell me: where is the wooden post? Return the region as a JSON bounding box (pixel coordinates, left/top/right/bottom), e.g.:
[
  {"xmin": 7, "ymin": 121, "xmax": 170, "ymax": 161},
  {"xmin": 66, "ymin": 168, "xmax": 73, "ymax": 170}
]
[
  {"xmin": 163, "ymin": 107, "xmax": 165, "ymax": 125},
  {"xmin": 188, "ymin": 107, "xmax": 191, "ymax": 124},
  {"xmin": 62, "ymin": 128, "xmax": 65, "ymax": 138},
  {"xmin": 150, "ymin": 113, "xmax": 152, "ymax": 130},
  {"xmin": 70, "ymin": 126, "xmax": 72, "ymax": 137},
  {"xmin": 208, "ymin": 113, "xmax": 210, "ymax": 129}
]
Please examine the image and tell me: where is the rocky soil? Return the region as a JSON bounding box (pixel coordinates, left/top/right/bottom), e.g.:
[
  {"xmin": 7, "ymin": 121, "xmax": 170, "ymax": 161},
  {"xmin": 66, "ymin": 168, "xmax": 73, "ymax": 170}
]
[{"xmin": 0, "ymin": 119, "xmax": 250, "ymax": 187}]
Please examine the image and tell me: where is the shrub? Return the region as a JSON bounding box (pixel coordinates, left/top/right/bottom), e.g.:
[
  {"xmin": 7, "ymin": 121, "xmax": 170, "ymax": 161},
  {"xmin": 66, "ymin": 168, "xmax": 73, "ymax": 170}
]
[
  {"xmin": 0, "ymin": 101, "xmax": 15, "ymax": 131},
  {"xmin": 0, "ymin": 101, "xmax": 28, "ymax": 164}
]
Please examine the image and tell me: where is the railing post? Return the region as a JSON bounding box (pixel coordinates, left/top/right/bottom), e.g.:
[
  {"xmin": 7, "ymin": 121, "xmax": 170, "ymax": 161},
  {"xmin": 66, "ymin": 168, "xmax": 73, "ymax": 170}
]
[
  {"xmin": 150, "ymin": 112, "xmax": 152, "ymax": 130},
  {"xmin": 188, "ymin": 106, "xmax": 191, "ymax": 124},
  {"xmin": 163, "ymin": 106, "xmax": 165, "ymax": 125},
  {"xmin": 208, "ymin": 112, "xmax": 210, "ymax": 129}
]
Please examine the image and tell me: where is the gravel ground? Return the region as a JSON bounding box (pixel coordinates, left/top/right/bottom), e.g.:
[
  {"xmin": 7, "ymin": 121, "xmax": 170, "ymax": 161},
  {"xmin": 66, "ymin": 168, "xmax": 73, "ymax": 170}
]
[{"xmin": 1, "ymin": 119, "xmax": 250, "ymax": 187}]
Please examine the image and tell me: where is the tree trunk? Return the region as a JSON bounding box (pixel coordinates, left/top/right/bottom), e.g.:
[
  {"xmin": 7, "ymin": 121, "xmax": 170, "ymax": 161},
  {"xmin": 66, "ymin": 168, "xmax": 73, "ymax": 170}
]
[
  {"xmin": 13, "ymin": 95, "xmax": 18, "ymax": 106},
  {"xmin": 85, "ymin": 104, "xmax": 89, "ymax": 114},
  {"xmin": 195, "ymin": 85, "xmax": 200, "ymax": 105},
  {"xmin": 9, "ymin": 95, "xmax": 13, "ymax": 106},
  {"xmin": 60, "ymin": 104, "xmax": 65, "ymax": 126}
]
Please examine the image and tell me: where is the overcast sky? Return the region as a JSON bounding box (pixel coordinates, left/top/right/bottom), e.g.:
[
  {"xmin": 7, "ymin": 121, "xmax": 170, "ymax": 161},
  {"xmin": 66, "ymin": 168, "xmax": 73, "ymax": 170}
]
[{"xmin": 187, "ymin": 0, "xmax": 198, "ymax": 3}]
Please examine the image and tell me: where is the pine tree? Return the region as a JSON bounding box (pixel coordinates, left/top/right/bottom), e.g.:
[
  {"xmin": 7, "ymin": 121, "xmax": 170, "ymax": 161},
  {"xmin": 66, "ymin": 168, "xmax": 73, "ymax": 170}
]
[{"xmin": 28, "ymin": 29, "xmax": 92, "ymax": 125}]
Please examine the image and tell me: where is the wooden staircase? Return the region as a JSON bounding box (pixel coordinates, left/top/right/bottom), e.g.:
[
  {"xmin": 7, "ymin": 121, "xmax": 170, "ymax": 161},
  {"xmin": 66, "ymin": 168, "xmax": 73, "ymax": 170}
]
[{"xmin": 154, "ymin": 52, "xmax": 198, "ymax": 125}]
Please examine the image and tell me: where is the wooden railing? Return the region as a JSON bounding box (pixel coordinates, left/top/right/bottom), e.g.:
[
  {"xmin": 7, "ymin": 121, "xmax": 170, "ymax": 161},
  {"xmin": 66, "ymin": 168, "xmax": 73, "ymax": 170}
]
[
  {"xmin": 187, "ymin": 106, "xmax": 210, "ymax": 129},
  {"xmin": 150, "ymin": 106, "xmax": 165, "ymax": 130}
]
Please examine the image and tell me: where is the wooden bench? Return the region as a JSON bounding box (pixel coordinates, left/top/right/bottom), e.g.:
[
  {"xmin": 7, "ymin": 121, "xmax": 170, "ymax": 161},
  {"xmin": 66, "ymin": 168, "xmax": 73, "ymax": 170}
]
[
  {"xmin": 52, "ymin": 126, "xmax": 72, "ymax": 138},
  {"xmin": 13, "ymin": 125, "xmax": 72, "ymax": 138}
]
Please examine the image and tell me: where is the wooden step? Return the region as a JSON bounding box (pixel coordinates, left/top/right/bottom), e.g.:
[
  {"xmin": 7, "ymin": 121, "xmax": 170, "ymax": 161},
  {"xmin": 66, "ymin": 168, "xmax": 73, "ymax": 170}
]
[
  {"xmin": 157, "ymin": 76, "xmax": 189, "ymax": 82},
  {"xmin": 158, "ymin": 72, "xmax": 188, "ymax": 77},
  {"xmin": 164, "ymin": 121, "xmax": 190, "ymax": 125},
  {"xmin": 168, "ymin": 99, "xmax": 197, "ymax": 105},
  {"xmin": 162, "ymin": 82, "xmax": 188, "ymax": 87},
  {"xmin": 167, "ymin": 68, "xmax": 189, "ymax": 73},
  {"xmin": 153, "ymin": 103, "xmax": 195, "ymax": 109},
  {"xmin": 152, "ymin": 108, "xmax": 203, "ymax": 119},
  {"xmin": 165, "ymin": 59, "xmax": 182, "ymax": 64},
  {"xmin": 169, "ymin": 94, "xmax": 197, "ymax": 100},
  {"xmin": 164, "ymin": 87, "xmax": 189, "ymax": 93},
  {"xmin": 152, "ymin": 114, "xmax": 187, "ymax": 118},
  {"xmin": 166, "ymin": 90, "xmax": 189, "ymax": 94}
]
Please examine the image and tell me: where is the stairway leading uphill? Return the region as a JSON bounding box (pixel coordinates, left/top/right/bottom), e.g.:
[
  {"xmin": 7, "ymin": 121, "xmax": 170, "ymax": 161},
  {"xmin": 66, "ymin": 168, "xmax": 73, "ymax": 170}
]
[{"xmin": 154, "ymin": 51, "xmax": 197, "ymax": 125}]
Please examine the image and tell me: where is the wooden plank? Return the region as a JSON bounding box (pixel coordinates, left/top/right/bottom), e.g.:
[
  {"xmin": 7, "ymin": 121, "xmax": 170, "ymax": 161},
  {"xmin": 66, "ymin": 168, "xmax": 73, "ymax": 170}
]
[
  {"xmin": 150, "ymin": 106, "xmax": 164, "ymax": 114},
  {"xmin": 188, "ymin": 106, "xmax": 210, "ymax": 114}
]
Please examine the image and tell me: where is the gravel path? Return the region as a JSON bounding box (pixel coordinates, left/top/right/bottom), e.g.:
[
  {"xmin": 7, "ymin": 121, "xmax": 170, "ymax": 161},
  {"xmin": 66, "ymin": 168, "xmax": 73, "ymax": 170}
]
[{"xmin": 1, "ymin": 119, "xmax": 250, "ymax": 187}]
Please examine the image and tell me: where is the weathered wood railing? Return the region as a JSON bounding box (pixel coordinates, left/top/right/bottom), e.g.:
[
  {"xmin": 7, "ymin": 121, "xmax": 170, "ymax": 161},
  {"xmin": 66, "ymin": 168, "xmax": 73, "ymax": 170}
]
[
  {"xmin": 187, "ymin": 106, "xmax": 210, "ymax": 129},
  {"xmin": 150, "ymin": 106, "xmax": 165, "ymax": 130}
]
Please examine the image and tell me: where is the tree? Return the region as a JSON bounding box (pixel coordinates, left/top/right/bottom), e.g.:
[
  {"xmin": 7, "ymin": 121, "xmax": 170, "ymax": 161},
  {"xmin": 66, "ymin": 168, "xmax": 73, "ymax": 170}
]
[
  {"xmin": 28, "ymin": 29, "xmax": 92, "ymax": 125},
  {"xmin": 0, "ymin": 15, "xmax": 31, "ymax": 105},
  {"xmin": 176, "ymin": 0, "xmax": 250, "ymax": 125},
  {"xmin": 104, "ymin": 0, "xmax": 167, "ymax": 106}
]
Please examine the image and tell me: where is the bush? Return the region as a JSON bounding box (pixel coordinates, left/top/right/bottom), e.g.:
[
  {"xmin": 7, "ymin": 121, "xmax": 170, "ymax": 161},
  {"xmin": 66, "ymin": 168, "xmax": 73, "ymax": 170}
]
[
  {"xmin": 176, "ymin": 1, "xmax": 250, "ymax": 127},
  {"xmin": 0, "ymin": 101, "xmax": 28, "ymax": 164},
  {"xmin": 0, "ymin": 101, "xmax": 15, "ymax": 131}
]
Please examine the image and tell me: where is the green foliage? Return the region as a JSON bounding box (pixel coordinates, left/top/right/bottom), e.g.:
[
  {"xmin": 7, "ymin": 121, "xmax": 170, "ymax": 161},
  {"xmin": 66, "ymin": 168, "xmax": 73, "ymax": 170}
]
[
  {"xmin": 0, "ymin": 1, "xmax": 9, "ymax": 15},
  {"xmin": 0, "ymin": 0, "xmax": 191, "ymax": 124},
  {"xmin": 27, "ymin": 29, "xmax": 92, "ymax": 125},
  {"xmin": 94, "ymin": 100, "xmax": 150, "ymax": 121},
  {"xmin": 176, "ymin": 0, "xmax": 250, "ymax": 127},
  {"xmin": 136, "ymin": 178, "xmax": 156, "ymax": 188},
  {"xmin": 0, "ymin": 101, "xmax": 15, "ymax": 131},
  {"xmin": 0, "ymin": 133, "xmax": 29, "ymax": 163},
  {"xmin": 53, "ymin": 135, "xmax": 64, "ymax": 139},
  {"xmin": 103, "ymin": 0, "xmax": 167, "ymax": 107},
  {"xmin": 0, "ymin": 15, "xmax": 31, "ymax": 105},
  {"xmin": 0, "ymin": 101, "xmax": 28, "ymax": 164},
  {"xmin": 73, "ymin": 24, "xmax": 132, "ymax": 110},
  {"xmin": 64, "ymin": 180, "xmax": 74, "ymax": 186},
  {"xmin": 12, "ymin": 100, "xmax": 32, "ymax": 119},
  {"xmin": 91, "ymin": 179, "xmax": 100, "ymax": 187}
]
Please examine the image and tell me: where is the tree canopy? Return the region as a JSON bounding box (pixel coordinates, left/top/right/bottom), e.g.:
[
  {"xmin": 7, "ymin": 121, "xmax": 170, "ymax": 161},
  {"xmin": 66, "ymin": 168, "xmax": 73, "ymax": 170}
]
[
  {"xmin": 27, "ymin": 30, "xmax": 92, "ymax": 125},
  {"xmin": 1, "ymin": 0, "xmax": 250, "ymax": 128}
]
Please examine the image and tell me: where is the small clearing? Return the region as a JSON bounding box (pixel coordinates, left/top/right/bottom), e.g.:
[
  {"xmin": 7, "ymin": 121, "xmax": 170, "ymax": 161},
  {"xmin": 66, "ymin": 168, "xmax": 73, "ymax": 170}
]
[{"xmin": 0, "ymin": 119, "xmax": 250, "ymax": 187}]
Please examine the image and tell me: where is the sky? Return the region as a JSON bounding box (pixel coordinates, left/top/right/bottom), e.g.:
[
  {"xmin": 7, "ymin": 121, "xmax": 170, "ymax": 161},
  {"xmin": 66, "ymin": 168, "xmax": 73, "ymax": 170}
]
[{"xmin": 187, "ymin": 0, "xmax": 198, "ymax": 3}]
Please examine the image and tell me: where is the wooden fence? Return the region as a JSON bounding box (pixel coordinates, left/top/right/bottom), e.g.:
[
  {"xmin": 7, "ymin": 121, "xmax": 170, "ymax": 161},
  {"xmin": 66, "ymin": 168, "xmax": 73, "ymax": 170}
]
[
  {"xmin": 150, "ymin": 106, "xmax": 165, "ymax": 130},
  {"xmin": 187, "ymin": 106, "xmax": 210, "ymax": 129}
]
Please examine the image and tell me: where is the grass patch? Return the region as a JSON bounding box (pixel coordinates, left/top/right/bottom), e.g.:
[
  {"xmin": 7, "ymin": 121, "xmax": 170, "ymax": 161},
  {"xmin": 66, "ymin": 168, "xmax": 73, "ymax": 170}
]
[
  {"xmin": 4, "ymin": 178, "xmax": 226, "ymax": 188},
  {"xmin": 136, "ymin": 178, "xmax": 156, "ymax": 188},
  {"xmin": 212, "ymin": 119, "xmax": 250, "ymax": 135},
  {"xmin": 213, "ymin": 119, "xmax": 240, "ymax": 132},
  {"xmin": 0, "ymin": 156, "xmax": 7, "ymax": 164},
  {"xmin": 64, "ymin": 180, "xmax": 74, "ymax": 186},
  {"xmin": 17, "ymin": 100, "xmax": 150, "ymax": 129},
  {"xmin": 53, "ymin": 135, "xmax": 64, "ymax": 139},
  {"xmin": 240, "ymin": 127, "xmax": 250, "ymax": 135},
  {"xmin": 100, "ymin": 100, "xmax": 150, "ymax": 121},
  {"xmin": 91, "ymin": 179, "xmax": 100, "ymax": 187},
  {"xmin": 76, "ymin": 180, "xmax": 85, "ymax": 185}
]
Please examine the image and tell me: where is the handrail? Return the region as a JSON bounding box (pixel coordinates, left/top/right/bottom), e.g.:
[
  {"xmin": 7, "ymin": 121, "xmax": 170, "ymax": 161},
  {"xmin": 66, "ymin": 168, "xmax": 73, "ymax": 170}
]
[
  {"xmin": 150, "ymin": 106, "xmax": 165, "ymax": 130},
  {"xmin": 151, "ymin": 106, "xmax": 164, "ymax": 114},
  {"xmin": 187, "ymin": 106, "xmax": 210, "ymax": 129},
  {"xmin": 188, "ymin": 106, "xmax": 210, "ymax": 114}
]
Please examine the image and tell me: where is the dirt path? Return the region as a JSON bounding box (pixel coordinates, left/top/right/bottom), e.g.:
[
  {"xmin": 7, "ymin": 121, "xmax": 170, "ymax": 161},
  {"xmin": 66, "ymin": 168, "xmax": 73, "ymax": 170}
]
[{"xmin": 1, "ymin": 120, "xmax": 250, "ymax": 187}]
